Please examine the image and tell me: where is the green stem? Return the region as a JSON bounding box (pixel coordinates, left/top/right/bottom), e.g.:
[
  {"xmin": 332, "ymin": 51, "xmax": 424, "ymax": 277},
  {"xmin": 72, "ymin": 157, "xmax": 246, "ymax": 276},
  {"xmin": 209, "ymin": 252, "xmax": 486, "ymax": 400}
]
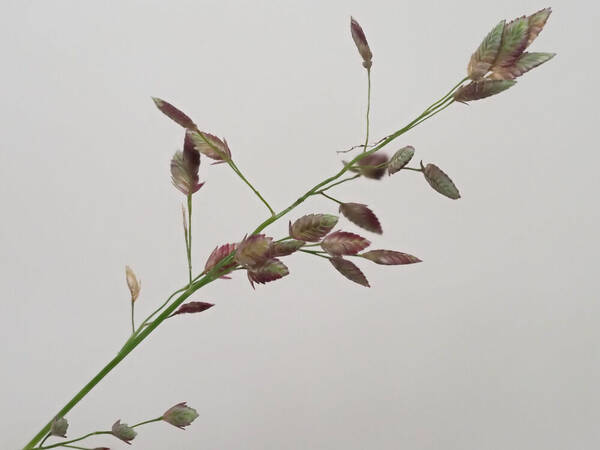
[
  {"xmin": 402, "ymin": 166, "xmax": 423, "ymax": 172},
  {"xmin": 23, "ymin": 78, "xmax": 464, "ymax": 450},
  {"xmin": 186, "ymin": 194, "xmax": 193, "ymax": 286},
  {"xmin": 130, "ymin": 301, "xmax": 135, "ymax": 334},
  {"xmin": 363, "ymin": 68, "xmax": 371, "ymax": 152}
]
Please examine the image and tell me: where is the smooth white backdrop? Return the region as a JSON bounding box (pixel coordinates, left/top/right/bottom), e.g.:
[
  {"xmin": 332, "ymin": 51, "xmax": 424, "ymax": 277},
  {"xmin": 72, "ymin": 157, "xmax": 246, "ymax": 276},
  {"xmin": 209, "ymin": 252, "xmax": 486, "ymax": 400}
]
[{"xmin": 1, "ymin": 0, "xmax": 598, "ymax": 449}]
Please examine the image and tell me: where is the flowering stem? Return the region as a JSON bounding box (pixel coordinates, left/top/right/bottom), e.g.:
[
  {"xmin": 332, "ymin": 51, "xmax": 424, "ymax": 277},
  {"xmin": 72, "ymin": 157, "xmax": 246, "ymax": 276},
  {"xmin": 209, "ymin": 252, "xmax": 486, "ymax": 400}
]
[
  {"xmin": 130, "ymin": 301, "xmax": 135, "ymax": 334},
  {"xmin": 22, "ymin": 78, "xmax": 465, "ymax": 450}
]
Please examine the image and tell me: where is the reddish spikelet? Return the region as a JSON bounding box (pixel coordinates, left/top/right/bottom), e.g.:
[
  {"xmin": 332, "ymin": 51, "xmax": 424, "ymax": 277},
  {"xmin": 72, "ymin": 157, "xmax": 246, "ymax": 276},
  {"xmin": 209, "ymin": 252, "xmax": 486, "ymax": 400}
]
[
  {"xmin": 204, "ymin": 243, "xmax": 238, "ymax": 278},
  {"xmin": 235, "ymin": 235, "xmax": 273, "ymax": 268},
  {"xmin": 329, "ymin": 257, "xmax": 370, "ymax": 287},
  {"xmin": 172, "ymin": 302, "xmax": 214, "ymax": 316},
  {"xmin": 468, "ymin": 20, "xmax": 505, "ymax": 80},
  {"xmin": 468, "ymin": 9, "xmax": 554, "ymax": 81},
  {"xmin": 421, "ymin": 162, "xmax": 461, "ymax": 199},
  {"xmin": 187, "ymin": 130, "xmax": 231, "ymax": 163},
  {"xmin": 289, "ymin": 214, "xmax": 338, "ymax": 242},
  {"xmin": 247, "ymin": 258, "xmax": 289, "ymax": 288},
  {"xmin": 321, "ymin": 231, "xmax": 370, "ymax": 256},
  {"xmin": 358, "ymin": 153, "xmax": 388, "ymax": 179},
  {"xmin": 152, "ymin": 97, "xmax": 196, "ymax": 129},
  {"xmin": 491, "ymin": 15, "xmax": 530, "ymax": 70},
  {"xmin": 270, "ymin": 239, "xmax": 305, "ymax": 257},
  {"xmin": 454, "ymin": 79, "xmax": 516, "ymax": 102},
  {"xmin": 488, "ymin": 52, "xmax": 555, "ymax": 80},
  {"xmin": 350, "ymin": 17, "xmax": 373, "ymax": 69},
  {"xmin": 360, "ymin": 250, "xmax": 421, "ymax": 265},
  {"xmin": 526, "ymin": 7, "xmax": 552, "ymax": 47},
  {"xmin": 339, "ymin": 203, "xmax": 382, "ymax": 234},
  {"xmin": 170, "ymin": 134, "xmax": 203, "ymax": 195}
]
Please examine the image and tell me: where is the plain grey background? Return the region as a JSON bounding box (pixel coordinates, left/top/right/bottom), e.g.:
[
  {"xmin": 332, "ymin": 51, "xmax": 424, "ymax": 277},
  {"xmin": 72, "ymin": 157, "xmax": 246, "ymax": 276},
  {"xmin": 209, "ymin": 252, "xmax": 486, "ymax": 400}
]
[{"xmin": 1, "ymin": 0, "xmax": 598, "ymax": 449}]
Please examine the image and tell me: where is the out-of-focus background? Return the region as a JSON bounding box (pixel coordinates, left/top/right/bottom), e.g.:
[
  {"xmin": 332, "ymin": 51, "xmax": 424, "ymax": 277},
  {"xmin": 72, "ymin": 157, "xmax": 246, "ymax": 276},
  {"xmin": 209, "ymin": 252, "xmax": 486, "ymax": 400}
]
[{"xmin": 2, "ymin": 0, "xmax": 598, "ymax": 448}]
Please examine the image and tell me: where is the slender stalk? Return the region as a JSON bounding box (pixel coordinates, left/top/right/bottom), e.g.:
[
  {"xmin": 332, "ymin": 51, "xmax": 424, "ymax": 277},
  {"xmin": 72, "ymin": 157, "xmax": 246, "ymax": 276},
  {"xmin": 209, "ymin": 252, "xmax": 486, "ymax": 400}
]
[
  {"xmin": 192, "ymin": 129, "xmax": 275, "ymax": 215},
  {"xmin": 132, "ymin": 417, "xmax": 162, "ymax": 428},
  {"xmin": 186, "ymin": 194, "xmax": 193, "ymax": 286},
  {"xmin": 407, "ymin": 97, "xmax": 456, "ymax": 131},
  {"xmin": 37, "ymin": 435, "xmax": 50, "ymax": 448},
  {"xmin": 423, "ymin": 77, "xmax": 468, "ymax": 114},
  {"xmin": 228, "ymin": 160, "xmax": 275, "ymax": 215},
  {"xmin": 320, "ymin": 192, "xmax": 343, "ymax": 205},
  {"xmin": 363, "ymin": 68, "xmax": 372, "ymax": 152},
  {"xmin": 23, "ymin": 78, "xmax": 464, "ymax": 450},
  {"xmin": 314, "ymin": 174, "xmax": 360, "ymax": 195},
  {"xmin": 130, "ymin": 300, "xmax": 135, "ymax": 334},
  {"xmin": 299, "ymin": 249, "xmax": 331, "ymax": 259},
  {"xmin": 38, "ymin": 431, "xmax": 112, "ymax": 449},
  {"xmin": 402, "ymin": 166, "xmax": 423, "ymax": 172}
]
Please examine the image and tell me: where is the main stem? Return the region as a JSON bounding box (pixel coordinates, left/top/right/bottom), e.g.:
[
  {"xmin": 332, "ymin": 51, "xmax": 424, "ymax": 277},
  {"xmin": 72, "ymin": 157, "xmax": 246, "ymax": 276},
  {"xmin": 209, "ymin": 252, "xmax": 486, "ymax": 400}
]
[{"xmin": 23, "ymin": 79, "xmax": 464, "ymax": 450}]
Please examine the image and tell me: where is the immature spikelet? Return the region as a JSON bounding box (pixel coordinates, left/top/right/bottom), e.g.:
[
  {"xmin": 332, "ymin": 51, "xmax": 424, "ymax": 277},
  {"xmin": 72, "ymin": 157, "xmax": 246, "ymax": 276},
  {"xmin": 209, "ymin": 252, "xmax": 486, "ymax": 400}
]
[
  {"xmin": 350, "ymin": 17, "xmax": 373, "ymax": 69},
  {"xmin": 111, "ymin": 420, "xmax": 137, "ymax": 444},
  {"xmin": 387, "ymin": 146, "xmax": 415, "ymax": 175},
  {"xmin": 125, "ymin": 265, "xmax": 141, "ymax": 303},
  {"xmin": 162, "ymin": 402, "xmax": 199, "ymax": 429}
]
